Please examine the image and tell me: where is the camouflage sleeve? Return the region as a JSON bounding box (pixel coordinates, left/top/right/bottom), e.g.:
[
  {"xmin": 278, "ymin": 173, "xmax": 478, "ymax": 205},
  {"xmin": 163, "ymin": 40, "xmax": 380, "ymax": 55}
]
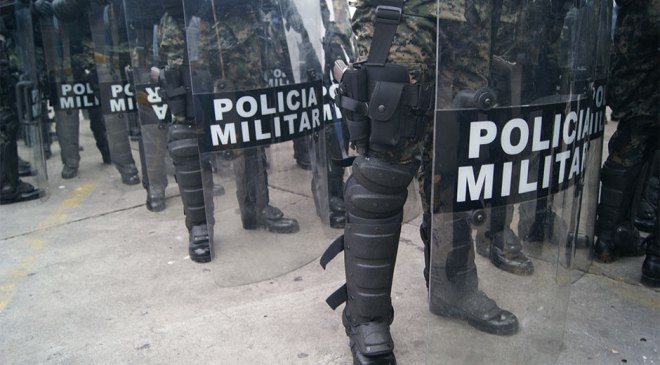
[{"xmin": 158, "ymin": 12, "xmax": 185, "ymax": 67}]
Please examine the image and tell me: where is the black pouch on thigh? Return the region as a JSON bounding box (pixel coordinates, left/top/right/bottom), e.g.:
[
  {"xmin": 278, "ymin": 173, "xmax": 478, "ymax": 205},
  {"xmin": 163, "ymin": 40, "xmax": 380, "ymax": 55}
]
[{"xmin": 365, "ymin": 63, "xmax": 411, "ymax": 152}]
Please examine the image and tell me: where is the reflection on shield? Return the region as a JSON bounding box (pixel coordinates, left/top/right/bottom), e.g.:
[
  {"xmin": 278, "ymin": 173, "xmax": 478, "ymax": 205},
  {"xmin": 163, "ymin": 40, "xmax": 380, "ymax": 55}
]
[{"xmin": 182, "ymin": 0, "xmax": 341, "ymax": 285}]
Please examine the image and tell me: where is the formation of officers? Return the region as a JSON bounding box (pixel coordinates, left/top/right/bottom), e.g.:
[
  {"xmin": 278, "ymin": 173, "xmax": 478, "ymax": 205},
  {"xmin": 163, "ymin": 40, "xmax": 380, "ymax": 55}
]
[{"xmin": 0, "ymin": 0, "xmax": 658, "ymax": 364}]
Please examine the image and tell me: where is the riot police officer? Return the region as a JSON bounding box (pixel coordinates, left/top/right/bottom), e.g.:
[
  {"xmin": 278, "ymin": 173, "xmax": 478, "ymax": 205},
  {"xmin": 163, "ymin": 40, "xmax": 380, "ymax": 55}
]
[
  {"xmin": 595, "ymin": 0, "xmax": 658, "ymax": 263},
  {"xmin": 322, "ymin": 1, "xmax": 519, "ymax": 363},
  {"xmin": 35, "ymin": 0, "xmax": 140, "ymax": 184},
  {"xmin": 157, "ymin": 0, "xmax": 300, "ymax": 263},
  {"xmin": 0, "ymin": 10, "xmax": 39, "ymax": 205},
  {"xmin": 599, "ymin": 0, "xmax": 659, "ymax": 287}
]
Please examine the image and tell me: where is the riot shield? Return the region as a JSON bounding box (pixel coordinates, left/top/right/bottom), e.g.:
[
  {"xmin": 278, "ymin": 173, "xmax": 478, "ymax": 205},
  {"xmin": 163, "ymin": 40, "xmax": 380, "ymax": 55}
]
[
  {"xmin": 122, "ymin": 0, "xmax": 172, "ymax": 211},
  {"xmin": 38, "ymin": 6, "xmax": 110, "ymax": 179},
  {"xmin": 427, "ymin": 0, "xmax": 608, "ymax": 363},
  {"xmin": 180, "ymin": 0, "xmax": 336, "ymax": 282},
  {"xmin": 15, "ymin": 2, "xmax": 48, "ymax": 199},
  {"xmin": 87, "ymin": 1, "xmax": 140, "ymax": 185}
]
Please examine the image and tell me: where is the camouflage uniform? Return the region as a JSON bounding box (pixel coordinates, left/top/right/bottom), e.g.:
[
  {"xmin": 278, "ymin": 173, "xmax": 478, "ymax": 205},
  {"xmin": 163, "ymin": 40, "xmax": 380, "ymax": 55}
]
[
  {"xmin": 594, "ymin": 0, "xmax": 660, "ymax": 263},
  {"xmin": 325, "ymin": 1, "xmax": 518, "ymax": 363}
]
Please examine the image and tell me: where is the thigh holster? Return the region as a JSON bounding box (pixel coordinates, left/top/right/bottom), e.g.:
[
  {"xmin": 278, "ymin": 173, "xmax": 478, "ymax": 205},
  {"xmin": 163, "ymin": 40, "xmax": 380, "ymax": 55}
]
[{"xmin": 335, "ymin": 62, "xmax": 431, "ymax": 154}]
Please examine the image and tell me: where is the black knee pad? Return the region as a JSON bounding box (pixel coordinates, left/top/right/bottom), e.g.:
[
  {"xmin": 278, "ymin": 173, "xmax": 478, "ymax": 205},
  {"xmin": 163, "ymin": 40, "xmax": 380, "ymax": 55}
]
[{"xmin": 344, "ymin": 156, "xmax": 418, "ymax": 219}]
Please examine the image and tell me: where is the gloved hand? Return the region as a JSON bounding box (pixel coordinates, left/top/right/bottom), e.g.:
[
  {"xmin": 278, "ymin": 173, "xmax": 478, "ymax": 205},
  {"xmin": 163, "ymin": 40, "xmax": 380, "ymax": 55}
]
[{"xmin": 33, "ymin": 0, "xmax": 54, "ymax": 16}]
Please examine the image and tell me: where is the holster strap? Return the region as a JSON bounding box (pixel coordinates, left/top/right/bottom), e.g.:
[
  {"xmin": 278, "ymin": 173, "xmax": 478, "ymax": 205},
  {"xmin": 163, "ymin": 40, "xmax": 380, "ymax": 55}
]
[{"xmin": 367, "ymin": 1, "xmax": 405, "ymax": 65}]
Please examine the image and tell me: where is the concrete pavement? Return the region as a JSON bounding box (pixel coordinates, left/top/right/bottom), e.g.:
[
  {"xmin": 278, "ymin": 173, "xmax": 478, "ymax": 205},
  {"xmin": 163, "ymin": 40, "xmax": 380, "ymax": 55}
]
[{"xmin": 0, "ymin": 121, "xmax": 658, "ymax": 365}]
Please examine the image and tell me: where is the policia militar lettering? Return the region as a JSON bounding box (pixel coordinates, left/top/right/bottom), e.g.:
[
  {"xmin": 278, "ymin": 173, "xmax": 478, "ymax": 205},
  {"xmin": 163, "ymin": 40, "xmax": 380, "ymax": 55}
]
[{"xmin": 320, "ymin": 1, "xmax": 519, "ymax": 364}]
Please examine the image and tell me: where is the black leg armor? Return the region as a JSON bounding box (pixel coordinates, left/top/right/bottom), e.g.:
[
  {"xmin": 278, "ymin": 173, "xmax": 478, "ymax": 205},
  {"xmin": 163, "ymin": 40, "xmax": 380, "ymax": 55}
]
[
  {"xmin": 168, "ymin": 123, "xmax": 211, "ymax": 263},
  {"xmin": 322, "ymin": 156, "xmax": 418, "ymax": 364},
  {"xmin": 594, "ymin": 160, "xmax": 645, "ymax": 262}
]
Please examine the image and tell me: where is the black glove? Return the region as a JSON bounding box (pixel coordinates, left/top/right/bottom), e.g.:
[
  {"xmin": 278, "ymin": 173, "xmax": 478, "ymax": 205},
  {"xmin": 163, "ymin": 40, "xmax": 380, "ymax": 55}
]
[{"xmin": 33, "ymin": 0, "xmax": 54, "ymax": 16}]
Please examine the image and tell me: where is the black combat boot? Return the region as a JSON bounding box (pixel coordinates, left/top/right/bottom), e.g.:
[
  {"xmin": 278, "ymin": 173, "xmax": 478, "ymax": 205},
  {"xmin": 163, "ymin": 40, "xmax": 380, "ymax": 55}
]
[
  {"xmin": 594, "ymin": 161, "xmax": 646, "ymax": 262},
  {"xmin": 476, "ymin": 205, "xmax": 534, "ymax": 276},
  {"xmin": 236, "ymin": 148, "xmax": 299, "ymax": 233},
  {"xmin": 1, "ymin": 140, "xmax": 39, "ymax": 204},
  {"xmin": 426, "ymin": 216, "xmax": 519, "ymax": 336}
]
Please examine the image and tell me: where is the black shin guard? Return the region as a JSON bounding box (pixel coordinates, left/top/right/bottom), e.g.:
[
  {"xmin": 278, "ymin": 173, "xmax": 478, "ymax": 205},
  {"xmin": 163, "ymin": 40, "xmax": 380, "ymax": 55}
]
[
  {"xmin": 168, "ymin": 124, "xmax": 211, "ymax": 262},
  {"xmin": 321, "ymin": 156, "xmax": 417, "ymax": 362}
]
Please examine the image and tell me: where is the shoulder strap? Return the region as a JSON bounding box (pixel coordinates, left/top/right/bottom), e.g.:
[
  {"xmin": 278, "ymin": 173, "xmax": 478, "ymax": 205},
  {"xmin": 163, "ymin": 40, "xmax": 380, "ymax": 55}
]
[{"xmin": 366, "ymin": 0, "xmax": 405, "ymax": 66}]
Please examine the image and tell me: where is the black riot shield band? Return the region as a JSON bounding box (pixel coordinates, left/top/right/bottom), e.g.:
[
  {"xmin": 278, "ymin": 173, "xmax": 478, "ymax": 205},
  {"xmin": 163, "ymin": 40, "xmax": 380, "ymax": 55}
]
[
  {"xmin": 428, "ymin": 0, "xmax": 609, "ymax": 362},
  {"xmin": 181, "ymin": 0, "xmax": 335, "ymax": 282}
]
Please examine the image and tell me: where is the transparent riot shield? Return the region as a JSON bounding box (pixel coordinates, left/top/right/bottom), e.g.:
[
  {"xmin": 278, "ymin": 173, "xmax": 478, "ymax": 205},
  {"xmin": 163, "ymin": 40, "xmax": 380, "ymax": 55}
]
[
  {"xmin": 38, "ymin": 8, "xmax": 109, "ymax": 178},
  {"xmin": 181, "ymin": 0, "xmax": 336, "ymax": 283},
  {"xmin": 87, "ymin": 1, "xmax": 140, "ymax": 185},
  {"xmin": 13, "ymin": 1, "xmax": 48, "ymax": 199},
  {"xmin": 427, "ymin": 0, "xmax": 609, "ymax": 363},
  {"xmin": 122, "ymin": 0, "xmax": 172, "ymax": 211}
]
